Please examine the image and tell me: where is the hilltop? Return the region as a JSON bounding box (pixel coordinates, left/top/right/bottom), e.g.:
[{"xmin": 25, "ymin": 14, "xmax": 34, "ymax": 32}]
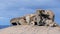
[{"xmin": 0, "ymin": 25, "xmax": 60, "ymax": 34}]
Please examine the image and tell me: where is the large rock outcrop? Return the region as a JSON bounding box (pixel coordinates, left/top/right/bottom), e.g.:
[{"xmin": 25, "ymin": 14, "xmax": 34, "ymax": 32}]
[
  {"xmin": 0, "ymin": 9, "xmax": 59, "ymax": 34},
  {"xmin": 10, "ymin": 9, "xmax": 59, "ymax": 27},
  {"xmin": 0, "ymin": 25, "xmax": 60, "ymax": 34}
]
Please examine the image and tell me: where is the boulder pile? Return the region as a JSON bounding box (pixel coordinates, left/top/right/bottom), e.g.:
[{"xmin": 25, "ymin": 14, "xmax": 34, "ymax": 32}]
[{"xmin": 10, "ymin": 9, "xmax": 59, "ymax": 27}]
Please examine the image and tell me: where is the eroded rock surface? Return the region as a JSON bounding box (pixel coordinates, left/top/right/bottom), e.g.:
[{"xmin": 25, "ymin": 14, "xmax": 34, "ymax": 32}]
[{"xmin": 0, "ymin": 25, "xmax": 60, "ymax": 34}]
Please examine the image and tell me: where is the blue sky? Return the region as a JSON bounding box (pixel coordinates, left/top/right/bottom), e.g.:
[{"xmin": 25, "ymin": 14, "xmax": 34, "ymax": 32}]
[{"xmin": 0, "ymin": 0, "xmax": 60, "ymax": 25}]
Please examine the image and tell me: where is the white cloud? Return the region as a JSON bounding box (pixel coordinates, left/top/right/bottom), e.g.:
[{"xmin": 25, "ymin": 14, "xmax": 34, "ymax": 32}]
[
  {"xmin": 0, "ymin": 17, "xmax": 4, "ymax": 19},
  {"xmin": 0, "ymin": 16, "xmax": 11, "ymax": 20}
]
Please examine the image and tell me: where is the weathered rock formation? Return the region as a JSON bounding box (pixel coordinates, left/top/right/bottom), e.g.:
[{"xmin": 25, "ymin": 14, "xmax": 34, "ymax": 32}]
[
  {"xmin": 10, "ymin": 9, "xmax": 59, "ymax": 27},
  {"xmin": 0, "ymin": 9, "xmax": 60, "ymax": 34},
  {"xmin": 0, "ymin": 25, "xmax": 60, "ymax": 34}
]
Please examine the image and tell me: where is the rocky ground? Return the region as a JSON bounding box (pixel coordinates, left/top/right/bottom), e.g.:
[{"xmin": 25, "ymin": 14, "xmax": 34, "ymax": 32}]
[{"xmin": 0, "ymin": 25, "xmax": 60, "ymax": 34}]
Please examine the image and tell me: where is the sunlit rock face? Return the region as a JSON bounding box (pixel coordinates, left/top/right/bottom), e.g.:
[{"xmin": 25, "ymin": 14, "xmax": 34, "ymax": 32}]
[
  {"xmin": 0, "ymin": 25, "xmax": 60, "ymax": 34},
  {"xmin": 10, "ymin": 9, "xmax": 59, "ymax": 27}
]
